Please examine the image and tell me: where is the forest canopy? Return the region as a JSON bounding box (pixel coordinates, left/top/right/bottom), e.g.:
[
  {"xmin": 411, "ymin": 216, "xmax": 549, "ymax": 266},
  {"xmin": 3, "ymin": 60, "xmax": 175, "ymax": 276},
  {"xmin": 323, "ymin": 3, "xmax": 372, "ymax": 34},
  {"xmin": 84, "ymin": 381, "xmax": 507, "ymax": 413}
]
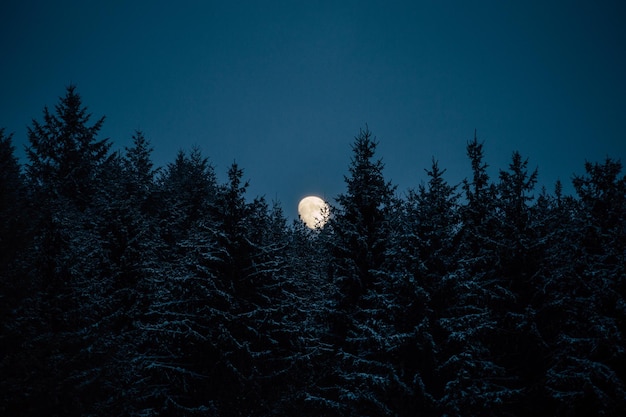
[{"xmin": 1, "ymin": 87, "xmax": 625, "ymax": 416}]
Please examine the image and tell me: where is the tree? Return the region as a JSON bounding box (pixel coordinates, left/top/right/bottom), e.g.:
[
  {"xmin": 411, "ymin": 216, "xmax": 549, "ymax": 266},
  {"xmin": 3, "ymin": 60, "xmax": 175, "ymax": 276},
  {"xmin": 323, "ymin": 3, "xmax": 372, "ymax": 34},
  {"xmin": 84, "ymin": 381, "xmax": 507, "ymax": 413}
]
[
  {"xmin": 123, "ymin": 130, "xmax": 159, "ymax": 199},
  {"xmin": 0, "ymin": 129, "xmax": 34, "ymax": 415},
  {"xmin": 329, "ymin": 127, "xmax": 396, "ymax": 306},
  {"xmin": 536, "ymin": 159, "xmax": 626, "ymax": 415},
  {"xmin": 7, "ymin": 86, "xmax": 127, "ymax": 415},
  {"xmin": 156, "ymin": 146, "xmax": 217, "ymax": 251},
  {"xmin": 393, "ymin": 159, "xmax": 460, "ymax": 409},
  {"xmin": 26, "ymin": 85, "xmax": 112, "ymax": 209},
  {"xmin": 304, "ymin": 127, "xmax": 409, "ymax": 415},
  {"xmin": 462, "ymin": 131, "xmax": 496, "ymax": 228},
  {"xmin": 135, "ymin": 160, "xmax": 301, "ymax": 415},
  {"xmin": 0, "ymin": 128, "xmax": 28, "ymax": 273},
  {"xmin": 436, "ymin": 136, "xmax": 521, "ymax": 416},
  {"xmin": 496, "ymin": 151, "xmax": 541, "ymax": 301},
  {"xmin": 104, "ymin": 131, "xmax": 161, "ymax": 268},
  {"xmin": 403, "ymin": 158, "xmax": 460, "ymax": 297},
  {"xmin": 208, "ymin": 163, "xmax": 290, "ymax": 413},
  {"xmin": 85, "ymin": 133, "xmax": 163, "ymax": 415},
  {"xmin": 489, "ymin": 151, "xmax": 546, "ymax": 409},
  {"xmin": 127, "ymin": 147, "xmax": 219, "ymax": 415}
]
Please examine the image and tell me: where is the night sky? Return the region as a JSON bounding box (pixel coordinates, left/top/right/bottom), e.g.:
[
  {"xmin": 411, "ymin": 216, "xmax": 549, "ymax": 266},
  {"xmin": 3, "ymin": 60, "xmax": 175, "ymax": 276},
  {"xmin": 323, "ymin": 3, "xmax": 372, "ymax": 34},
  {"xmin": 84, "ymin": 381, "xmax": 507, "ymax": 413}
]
[{"xmin": 2, "ymin": 0, "xmax": 625, "ymax": 220}]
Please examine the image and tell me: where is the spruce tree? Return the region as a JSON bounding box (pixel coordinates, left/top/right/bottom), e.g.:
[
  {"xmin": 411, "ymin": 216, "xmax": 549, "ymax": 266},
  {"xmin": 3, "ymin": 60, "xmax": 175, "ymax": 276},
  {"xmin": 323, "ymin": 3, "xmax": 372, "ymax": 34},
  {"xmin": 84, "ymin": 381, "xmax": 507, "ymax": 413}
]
[
  {"xmin": 156, "ymin": 146, "xmax": 217, "ymax": 251},
  {"xmin": 329, "ymin": 127, "xmax": 396, "ymax": 306},
  {"xmin": 16, "ymin": 86, "xmax": 117, "ymax": 415},
  {"xmin": 0, "ymin": 129, "xmax": 33, "ymax": 415},
  {"xmin": 26, "ymin": 85, "xmax": 111, "ymax": 208},
  {"xmin": 132, "ymin": 147, "xmax": 219, "ymax": 414},
  {"xmin": 538, "ymin": 159, "xmax": 626, "ymax": 415},
  {"xmin": 437, "ymin": 135, "xmax": 516, "ymax": 416},
  {"xmin": 0, "ymin": 129, "xmax": 27, "ymax": 274},
  {"xmin": 306, "ymin": 127, "xmax": 401, "ymax": 415},
  {"xmin": 396, "ymin": 158, "xmax": 460, "ymax": 410}
]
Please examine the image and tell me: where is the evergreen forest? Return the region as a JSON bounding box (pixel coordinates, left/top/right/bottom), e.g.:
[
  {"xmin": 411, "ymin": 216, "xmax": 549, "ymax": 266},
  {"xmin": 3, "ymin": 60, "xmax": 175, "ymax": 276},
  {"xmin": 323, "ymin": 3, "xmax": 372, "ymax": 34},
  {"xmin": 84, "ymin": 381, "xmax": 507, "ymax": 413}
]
[{"xmin": 1, "ymin": 87, "xmax": 625, "ymax": 416}]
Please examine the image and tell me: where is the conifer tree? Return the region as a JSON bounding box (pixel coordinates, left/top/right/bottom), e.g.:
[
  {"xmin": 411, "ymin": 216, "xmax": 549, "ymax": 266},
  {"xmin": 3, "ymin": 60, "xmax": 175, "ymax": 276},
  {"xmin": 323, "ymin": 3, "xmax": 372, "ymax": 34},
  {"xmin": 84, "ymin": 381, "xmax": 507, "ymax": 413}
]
[
  {"xmin": 103, "ymin": 131, "xmax": 161, "ymax": 281},
  {"xmin": 14, "ymin": 86, "xmax": 118, "ymax": 415},
  {"xmin": 130, "ymin": 147, "xmax": 219, "ymax": 414},
  {"xmin": 329, "ymin": 127, "xmax": 396, "ymax": 306},
  {"xmin": 404, "ymin": 158, "xmax": 460, "ymax": 296},
  {"xmin": 156, "ymin": 146, "xmax": 217, "ymax": 251},
  {"xmin": 395, "ymin": 158, "xmax": 460, "ymax": 409},
  {"xmin": 7, "ymin": 86, "xmax": 626, "ymax": 415},
  {"xmin": 26, "ymin": 85, "xmax": 112, "ymax": 208},
  {"xmin": 483, "ymin": 151, "xmax": 548, "ymax": 411},
  {"xmin": 437, "ymin": 135, "xmax": 517, "ymax": 416},
  {"xmin": 87, "ymin": 133, "xmax": 163, "ymax": 414},
  {"xmin": 537, "ymin": 159, "xmax": 626, "ymax": 415},
  {"xmin": 0, "ymin": 129, "xmax": 34, "ymax": 415},
  {"xmin": 123, "ymin": 130, "xmax": 159, "ymax": 198},
  {"xmin": 209, "ymin": 163, "xmax": 283, "ymax": 413},
  {"xmin": 0, "ymin": 129, "xmax": 27, "ymax": 273},
  {"xmin": 305, "ymin": 127, "xmax": 403, "ymax": 415}
]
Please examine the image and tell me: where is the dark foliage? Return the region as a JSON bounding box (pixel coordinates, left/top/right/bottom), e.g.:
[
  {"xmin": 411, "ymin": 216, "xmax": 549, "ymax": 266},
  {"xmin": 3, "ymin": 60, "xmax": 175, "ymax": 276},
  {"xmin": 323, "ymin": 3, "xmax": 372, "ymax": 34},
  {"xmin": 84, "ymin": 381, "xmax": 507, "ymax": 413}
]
[{"xmin": 1, "ymin": 88, "xmax": 625, "ymax": 416}]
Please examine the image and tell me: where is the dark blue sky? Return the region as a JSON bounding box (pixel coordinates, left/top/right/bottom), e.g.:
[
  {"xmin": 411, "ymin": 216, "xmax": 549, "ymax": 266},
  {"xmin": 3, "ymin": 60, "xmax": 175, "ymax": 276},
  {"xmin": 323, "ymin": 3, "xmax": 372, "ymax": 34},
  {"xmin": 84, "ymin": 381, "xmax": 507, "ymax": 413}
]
[{"xmin": 2, "ymin": 0, "xmax": 625, "ymax": 219}]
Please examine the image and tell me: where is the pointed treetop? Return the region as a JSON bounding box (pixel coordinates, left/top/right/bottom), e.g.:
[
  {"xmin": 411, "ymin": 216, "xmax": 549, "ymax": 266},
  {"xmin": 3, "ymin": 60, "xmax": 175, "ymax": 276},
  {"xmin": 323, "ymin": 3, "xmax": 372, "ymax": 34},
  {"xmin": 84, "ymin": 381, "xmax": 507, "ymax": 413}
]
[{"xmin": 25, "ymin": 86, "xmax": 111, "ymax": 206}]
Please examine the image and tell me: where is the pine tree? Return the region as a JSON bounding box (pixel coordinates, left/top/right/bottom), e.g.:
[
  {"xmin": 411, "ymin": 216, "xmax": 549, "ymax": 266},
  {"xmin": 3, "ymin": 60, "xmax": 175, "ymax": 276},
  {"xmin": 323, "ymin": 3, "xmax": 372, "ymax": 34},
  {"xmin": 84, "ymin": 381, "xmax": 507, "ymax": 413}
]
[
  {"xmin": 305, "ymin": 127, "xmax": 404, "ymax": 415},
  {"xmin": 0, "ymin": 129, "xmax": 28, "ymax": 275},
  {"xmin": 0, "ymin": 129, "xmax": 34, "ymax": 415},
  {"xmin": 123, "ymin": 130, "xmax": 159, "ymax": 198},
  {"xmin": 462, "ymin": 132, "xmax": 495, "ymax": 228},
  {"xmin": 394, "ymin": 158, "xmax": 460, "ymax": 411},
  {"xmin": 102, "ymin": 131, "xmax": 161, "ymax": 282},
  {"xmin": 496, "ymin": 151, "xmax": 541, "ymax": 300},
  {"xmin": 437, "ymin": 136, "xmax": 519, "ymax": 416},
  {"xmin": 489, "ymin": 151, "xmax": 547, "ymax": 411},
  {"xmin": 26, "ymin": 85, "xmax": 112, "ymax": 209},
  {"xmin": 537, "ymin": 159, "xmax": 626, "ymax": 415},
  {"xmin": 135, "ymin": 160, "xmax": 299, "ymax": 415},
  {"xmin": 130, "ymin": 147, "xmax": 219, "ymax": 415},
  {"xmin": 208, "ymin": 163, "xmax": 282, "ymax": 413},
  {"xmin": 404, "ymin": 158, "xmax": 460, "ymax": 298},
  {"xmin": 12, "ymin": 86, "xmax": 122, "ymax": 415},
  {"xmin": 329, "ymin": 127, "xmax": 396, "ymax": 306},
  {"xmin": 88, "ymin": 133, "xmax": 163, "ymax": 415},
  {"xmin": 156, "ymin": 146, "xmax": 217, "ymax": 251},
  {"xmin": 7, "ymin": 87, "xmax": 626, "ymax": 415}
]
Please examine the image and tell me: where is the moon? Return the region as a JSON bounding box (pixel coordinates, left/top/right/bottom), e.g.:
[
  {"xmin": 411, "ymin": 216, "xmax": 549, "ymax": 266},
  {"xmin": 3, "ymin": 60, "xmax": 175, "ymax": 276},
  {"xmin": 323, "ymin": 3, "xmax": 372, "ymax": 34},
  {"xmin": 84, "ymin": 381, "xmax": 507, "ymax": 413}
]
[{"xmin": 298, "ymin": 196, "xmax": 329, "ymax": 229}]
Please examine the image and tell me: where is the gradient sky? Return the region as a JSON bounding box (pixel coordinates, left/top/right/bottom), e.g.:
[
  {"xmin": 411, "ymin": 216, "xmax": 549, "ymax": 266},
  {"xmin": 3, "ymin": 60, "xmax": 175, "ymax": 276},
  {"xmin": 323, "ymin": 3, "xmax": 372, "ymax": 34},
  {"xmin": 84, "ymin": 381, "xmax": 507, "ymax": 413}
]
[{"xmin": 2, "ymin": 0, "xmax": 625, "ymax": 220}]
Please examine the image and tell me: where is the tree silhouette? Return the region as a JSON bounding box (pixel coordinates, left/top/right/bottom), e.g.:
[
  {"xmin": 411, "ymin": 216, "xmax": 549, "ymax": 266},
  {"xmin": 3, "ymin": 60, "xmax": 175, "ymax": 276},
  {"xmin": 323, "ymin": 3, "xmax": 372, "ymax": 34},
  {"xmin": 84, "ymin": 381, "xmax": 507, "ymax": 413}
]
[{"xmin": 2, "ymin": 87, "xmax": 626, "ymax": 416}]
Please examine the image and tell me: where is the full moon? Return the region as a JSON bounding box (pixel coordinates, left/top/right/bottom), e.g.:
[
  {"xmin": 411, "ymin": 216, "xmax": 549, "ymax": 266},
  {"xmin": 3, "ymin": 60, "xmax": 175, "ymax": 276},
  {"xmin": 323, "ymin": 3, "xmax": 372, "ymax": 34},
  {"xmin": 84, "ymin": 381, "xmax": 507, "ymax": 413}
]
[{"xmin": 298, "ymin": 196, "xmax": 329, "ymax": 229}]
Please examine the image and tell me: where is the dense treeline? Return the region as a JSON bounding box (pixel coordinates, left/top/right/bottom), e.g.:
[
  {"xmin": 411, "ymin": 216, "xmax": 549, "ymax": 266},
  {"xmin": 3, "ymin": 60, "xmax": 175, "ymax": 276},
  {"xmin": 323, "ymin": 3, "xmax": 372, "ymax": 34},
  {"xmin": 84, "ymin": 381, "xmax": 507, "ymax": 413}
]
[{"xmin": 1, "ymin": 87, "xmax": 625, "ymax": 416}]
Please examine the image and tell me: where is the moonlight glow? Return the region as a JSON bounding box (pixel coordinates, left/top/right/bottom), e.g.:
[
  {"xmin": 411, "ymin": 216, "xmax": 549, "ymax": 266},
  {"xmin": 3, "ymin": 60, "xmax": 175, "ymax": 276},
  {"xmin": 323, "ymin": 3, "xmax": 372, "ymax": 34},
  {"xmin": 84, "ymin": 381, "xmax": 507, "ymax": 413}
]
[{"xmin": 298, "ymin": 196, "xmax": 329, "ymax": 229}]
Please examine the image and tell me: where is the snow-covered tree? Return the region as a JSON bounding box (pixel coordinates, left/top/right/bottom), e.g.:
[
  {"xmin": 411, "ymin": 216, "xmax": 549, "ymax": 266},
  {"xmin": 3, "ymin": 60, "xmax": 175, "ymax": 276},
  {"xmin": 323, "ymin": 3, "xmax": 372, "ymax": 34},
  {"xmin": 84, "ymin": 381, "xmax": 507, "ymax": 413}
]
[
  {"xmin": 536, "ymin": 159, "xmax": 626, "ymax": 415},
  {"xmin": 0, "ymin": 129, "xmax": 25, "ymax": 262},
  {"xmin": 26, "ymin": 85, "xmax": 112, "ymax": 209},
  {"xmin": 156, "ymin": 146, "xmax": 217, "ymax": 252},
  {"xmin": 402, "ymin": 158, "xmax": 460, "ymax": 299},
  {"xmin": 328, "ymin": 126, "xmax": 396, "ymax": 308},
  {"xmin": 304, "ymin": 127, "xmax": 426, "ymax": 415},
  {"xmin": 391, "ymin": 159, "xmax": 461, "ymax": 409},
  {"xmin": 436, "ymin": 136, "xmax": 522, "ymax": 416},
  {"xmin": 4, "ymin": 87, "xmax": 121, "ymax": 415},
  {"xmin": 5, "ymin": 87, "xmax": 626, "ymax": 416},
  {"xmin": 0, "ymin": 129, "xmax": 35, "ymax": 415}
]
